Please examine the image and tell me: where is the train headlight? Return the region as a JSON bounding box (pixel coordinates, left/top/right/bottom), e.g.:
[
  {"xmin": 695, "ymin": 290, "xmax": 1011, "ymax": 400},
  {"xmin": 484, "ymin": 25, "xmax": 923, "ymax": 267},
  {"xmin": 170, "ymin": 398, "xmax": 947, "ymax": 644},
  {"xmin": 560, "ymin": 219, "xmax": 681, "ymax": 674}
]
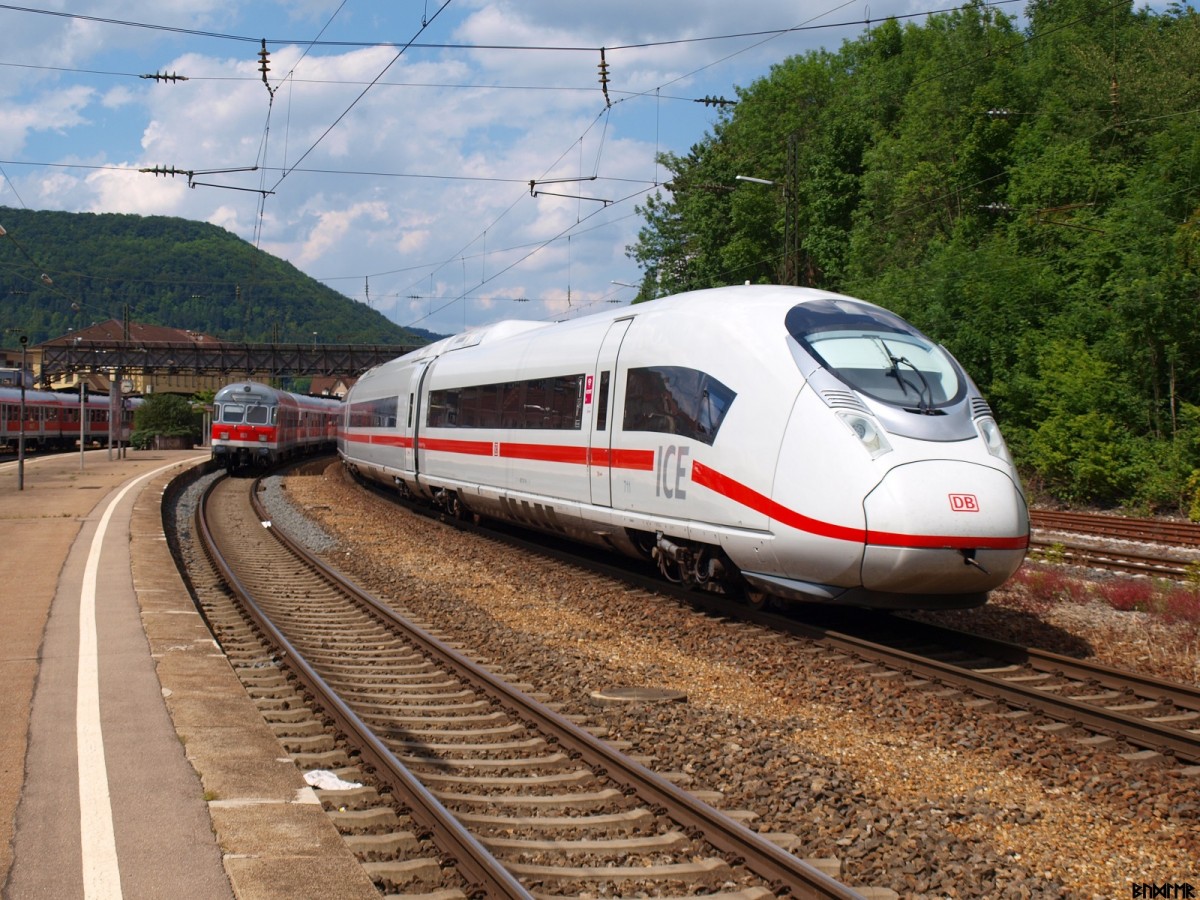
[
  {"xmin": 258, "ymin": 434, "xmax": 268, "ymax": 443},
  {"xmin": 837, "ymin": 411, "xmax": 892, "ymax": 458},
  {"xmin": 975, "ymin": 416, "xmax": 1013, "ymax": 465},
  {"xmin": 218, "ymin": 431, "xmax": 230, "ymax": 440}
]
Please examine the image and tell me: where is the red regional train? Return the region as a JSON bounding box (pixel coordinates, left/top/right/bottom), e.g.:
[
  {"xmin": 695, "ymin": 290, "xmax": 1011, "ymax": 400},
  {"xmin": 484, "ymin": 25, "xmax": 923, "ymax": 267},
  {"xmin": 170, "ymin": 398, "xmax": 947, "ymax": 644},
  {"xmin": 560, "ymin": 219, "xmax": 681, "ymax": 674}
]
[
  {"xmin": 339, "ymin": 284, "xmax": 1029, "ymax": 611},
  {"xmin": 211, "ymin": 381, "xmax": 341, "ymax": 473},
  {"xmin": 0, "ymin": 386, "xmax": 137, "ymax": 451}
]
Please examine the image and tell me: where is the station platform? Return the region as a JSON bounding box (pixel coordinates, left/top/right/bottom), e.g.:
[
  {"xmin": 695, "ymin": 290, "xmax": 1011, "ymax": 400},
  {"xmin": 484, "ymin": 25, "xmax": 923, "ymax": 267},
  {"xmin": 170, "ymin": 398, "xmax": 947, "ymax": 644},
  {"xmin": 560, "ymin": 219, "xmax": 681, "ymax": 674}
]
[{"xmin": 0, "ymin": 449, "xmax": 378, "ymax": 899}]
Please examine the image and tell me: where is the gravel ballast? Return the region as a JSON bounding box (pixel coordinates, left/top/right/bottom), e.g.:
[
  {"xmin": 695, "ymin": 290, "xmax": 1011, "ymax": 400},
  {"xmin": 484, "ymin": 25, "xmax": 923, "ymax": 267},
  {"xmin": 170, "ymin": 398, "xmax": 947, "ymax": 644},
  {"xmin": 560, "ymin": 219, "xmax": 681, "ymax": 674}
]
[{"xmin": 259, "ymin": 465, "xmax": 1199, "ymax": 899}]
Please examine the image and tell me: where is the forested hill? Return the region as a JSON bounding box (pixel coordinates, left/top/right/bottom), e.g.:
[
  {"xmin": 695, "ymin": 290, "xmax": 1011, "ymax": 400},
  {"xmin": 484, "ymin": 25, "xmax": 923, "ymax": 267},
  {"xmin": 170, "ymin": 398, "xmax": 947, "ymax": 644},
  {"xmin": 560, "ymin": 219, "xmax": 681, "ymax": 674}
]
[
  {"xmin": 629, "ymin": 0, "xmax": 1200, "ymax": 514},
  {"xmin": 0, "ymin": 206, "xmax": 438, "ymax": 347}
]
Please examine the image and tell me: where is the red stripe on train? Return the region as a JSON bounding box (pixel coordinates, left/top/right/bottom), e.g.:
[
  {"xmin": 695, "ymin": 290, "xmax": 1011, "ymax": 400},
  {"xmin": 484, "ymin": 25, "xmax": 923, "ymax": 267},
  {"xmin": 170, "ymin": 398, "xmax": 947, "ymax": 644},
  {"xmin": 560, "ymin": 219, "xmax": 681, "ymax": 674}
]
[{"xmin": 691, "ymin": 460, "xmax": 1027, "ymax": 550}]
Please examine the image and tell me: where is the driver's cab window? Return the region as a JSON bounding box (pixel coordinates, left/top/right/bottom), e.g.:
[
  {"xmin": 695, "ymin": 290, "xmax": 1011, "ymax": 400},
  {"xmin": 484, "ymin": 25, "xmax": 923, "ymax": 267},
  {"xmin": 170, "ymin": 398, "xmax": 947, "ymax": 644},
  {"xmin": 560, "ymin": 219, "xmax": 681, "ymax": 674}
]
[{"xmin": 220, "ymin": 404, "xmax": 245, "ymax": 424}]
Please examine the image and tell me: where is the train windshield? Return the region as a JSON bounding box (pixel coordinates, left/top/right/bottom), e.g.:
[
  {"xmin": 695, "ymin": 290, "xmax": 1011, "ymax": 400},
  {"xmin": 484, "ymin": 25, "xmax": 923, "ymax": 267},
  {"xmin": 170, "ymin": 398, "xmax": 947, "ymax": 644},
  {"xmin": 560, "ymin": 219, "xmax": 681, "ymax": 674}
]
[
  {"xmin": 219, "ymin": 403, "xmax": 245, "ymax": 424},
  {"xmin": 218, "ymin": 403, "xmax": 273, "ymax": 424},
  {"xmin": 786, "ymin": 299, "xmax": 963, "ymax": 410}
]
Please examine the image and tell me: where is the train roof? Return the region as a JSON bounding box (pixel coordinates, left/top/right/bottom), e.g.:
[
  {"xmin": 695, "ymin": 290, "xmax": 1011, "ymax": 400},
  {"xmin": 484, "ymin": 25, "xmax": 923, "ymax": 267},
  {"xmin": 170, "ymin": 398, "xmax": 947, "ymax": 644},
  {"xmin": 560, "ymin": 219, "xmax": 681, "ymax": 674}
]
[
  {"xmin": 356, "ymin": 285, "xmax": 863, "ymax": 386},
  {"xmin": 0, "ymin": 386, "xmax": 126, "ymax": 406},
  {"xmin": 408, "ymin": 319, "xmax": 552, "ymax": 360},
  {"xmin": 213, "ymin": 381, "xmax": 342, "ymax": 407}
]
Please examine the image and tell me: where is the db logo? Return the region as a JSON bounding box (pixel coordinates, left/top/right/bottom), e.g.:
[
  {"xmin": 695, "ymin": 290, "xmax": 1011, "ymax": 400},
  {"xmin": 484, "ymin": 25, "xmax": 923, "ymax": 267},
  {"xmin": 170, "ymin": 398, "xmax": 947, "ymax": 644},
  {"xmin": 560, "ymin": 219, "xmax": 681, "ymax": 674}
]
[{"xmin": 949, "ymin": 493, "xmax": 979, "ymax": 512}]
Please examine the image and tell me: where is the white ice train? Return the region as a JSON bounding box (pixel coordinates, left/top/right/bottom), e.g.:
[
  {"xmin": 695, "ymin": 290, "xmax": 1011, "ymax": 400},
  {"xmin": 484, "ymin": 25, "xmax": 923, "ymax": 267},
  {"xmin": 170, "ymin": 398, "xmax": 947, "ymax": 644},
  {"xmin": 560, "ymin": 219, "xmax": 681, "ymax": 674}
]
[{"xmin": 339, "ymin": 285, "xmax": 1029, "ymax": 609}]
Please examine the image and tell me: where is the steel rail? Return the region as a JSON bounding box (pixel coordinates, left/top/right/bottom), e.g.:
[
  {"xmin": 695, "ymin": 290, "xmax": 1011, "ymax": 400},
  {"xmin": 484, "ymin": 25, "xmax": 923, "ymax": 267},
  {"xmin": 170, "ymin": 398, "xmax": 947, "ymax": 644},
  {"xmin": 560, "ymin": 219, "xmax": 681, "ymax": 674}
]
[
  {"xmin": 884, "ymin": 616, "xmax": 1200, "ymax": 712},
  {"xmin": 1027, "ymin": 538, "xmax": 1194, "ymax": 578},
  {"xmin": 1031, "ymin": 510, "xmax": 1200, "ymax": 547},
  {"xmin": 774, "ymin": 618, "xmax": 1200, "ymax": 764}
]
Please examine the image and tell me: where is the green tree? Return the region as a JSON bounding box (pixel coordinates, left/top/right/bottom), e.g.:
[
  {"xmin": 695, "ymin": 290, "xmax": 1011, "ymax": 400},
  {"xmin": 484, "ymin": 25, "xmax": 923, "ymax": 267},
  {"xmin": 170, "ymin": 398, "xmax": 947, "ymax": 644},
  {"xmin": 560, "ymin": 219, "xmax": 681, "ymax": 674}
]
[
  {"xmin": 1004, "ymin": 338, "xmax": 1142, "ymax": 503},
  {"xmin": 131, "ymin": 393, "xmax": 202, "ymax": 448},
  {"xmin": 625, "ymin": 0, "xmax": 1200, "ymax": 509},
  {"xmin": 0, "ymin": 206, "xmax": 433, "ymax": 346}
]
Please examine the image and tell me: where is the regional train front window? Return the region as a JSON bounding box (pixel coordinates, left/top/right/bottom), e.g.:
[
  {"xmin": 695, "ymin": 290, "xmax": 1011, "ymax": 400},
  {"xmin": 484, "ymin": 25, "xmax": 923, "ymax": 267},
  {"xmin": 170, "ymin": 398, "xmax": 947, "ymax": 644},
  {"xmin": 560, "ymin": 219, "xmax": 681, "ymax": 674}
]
[
  {"xmin": 785, "ymin": 299, "xmax": 963, "ymax": 410},
  {"xmin": 219, "ymin": 404, "xmax": 245, "ymax": 424},
  {"xmin": 245, "ymin": 405, "xmax": 270, "ymax": 425}
]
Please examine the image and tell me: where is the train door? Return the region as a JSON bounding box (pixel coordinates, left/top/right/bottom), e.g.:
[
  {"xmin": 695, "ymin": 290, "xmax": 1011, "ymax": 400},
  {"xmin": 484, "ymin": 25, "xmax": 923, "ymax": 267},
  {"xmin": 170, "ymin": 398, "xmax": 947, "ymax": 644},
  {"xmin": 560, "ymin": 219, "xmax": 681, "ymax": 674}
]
[
  {"xmin": 588, "ymin": 318, "xmax": 632, "ymax": 506},
  {"xmin": 401, "ymin": 359, "xmax": 432, "ymax": 476}
]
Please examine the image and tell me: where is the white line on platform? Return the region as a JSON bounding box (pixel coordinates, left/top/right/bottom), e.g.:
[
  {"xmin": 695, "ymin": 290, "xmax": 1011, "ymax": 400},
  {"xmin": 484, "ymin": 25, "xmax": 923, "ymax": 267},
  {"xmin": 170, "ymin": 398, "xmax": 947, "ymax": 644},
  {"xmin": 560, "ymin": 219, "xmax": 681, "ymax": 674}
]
[{"xmin": 77, "ymin": 459, "xmax": 199, "ymax": 900}]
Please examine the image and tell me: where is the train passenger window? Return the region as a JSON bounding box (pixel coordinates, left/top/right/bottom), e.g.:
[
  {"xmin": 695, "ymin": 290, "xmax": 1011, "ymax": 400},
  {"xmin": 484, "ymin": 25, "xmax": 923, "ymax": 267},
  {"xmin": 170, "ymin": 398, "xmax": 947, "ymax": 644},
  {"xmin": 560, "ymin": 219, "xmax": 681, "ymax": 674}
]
[
  {"xmin": 427, "ymin": 374, "xmax": 584, "ymax": 430},
  {"xmin": 785, "ymin": 299, "xmax": 964, "ymax": 410},
  {"xmin": 348, "ymin": 397, "xmax": 398, "ymax": 428},
  {"xmin": 427, "ymin": 389, "xmax": 459, "ymax": 427},
  {"xmin": 622, "ymin": 366, "xmax": 736, "ymax": 446},
  {"xmin": 458, "ymin": 384, "xmax": 502, "ymax": 428},
  {"xmin": 596, "ymin": 371, "xmax": 610, "ymax": 431},
  {"xmin": 501, "ymin": 383, "xmax": 523, "ymax": 428}
]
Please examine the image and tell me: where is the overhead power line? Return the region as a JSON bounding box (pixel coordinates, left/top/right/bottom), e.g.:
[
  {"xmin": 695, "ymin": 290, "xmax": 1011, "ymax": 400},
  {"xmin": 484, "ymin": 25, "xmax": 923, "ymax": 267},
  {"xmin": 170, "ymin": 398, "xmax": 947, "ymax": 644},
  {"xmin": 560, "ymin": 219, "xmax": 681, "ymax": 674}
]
[{"xmin": 0, "ymin": 1, "xmax": 1025, "ymax": 54}]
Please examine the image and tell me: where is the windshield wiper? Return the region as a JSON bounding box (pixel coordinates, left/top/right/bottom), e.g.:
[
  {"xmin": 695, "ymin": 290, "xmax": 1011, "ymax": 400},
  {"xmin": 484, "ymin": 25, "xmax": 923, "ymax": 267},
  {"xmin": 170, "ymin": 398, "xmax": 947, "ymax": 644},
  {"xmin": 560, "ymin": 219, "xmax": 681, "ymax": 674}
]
[
  {"xmin": 893, "ymin": 355, "xmax": 933, "ymax": 413},
  {"xmin": 873, "ymin": 338, "xmax": 912, "ymax": 400}
]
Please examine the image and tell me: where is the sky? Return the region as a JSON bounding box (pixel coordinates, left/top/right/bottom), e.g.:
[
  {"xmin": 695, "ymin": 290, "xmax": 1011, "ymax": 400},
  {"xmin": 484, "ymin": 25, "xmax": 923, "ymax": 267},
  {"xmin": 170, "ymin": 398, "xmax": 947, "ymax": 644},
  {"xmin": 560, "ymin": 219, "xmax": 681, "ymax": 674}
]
[{"xmin": 1, "ymin": 0, "xmax": 985, "ymax": 340}]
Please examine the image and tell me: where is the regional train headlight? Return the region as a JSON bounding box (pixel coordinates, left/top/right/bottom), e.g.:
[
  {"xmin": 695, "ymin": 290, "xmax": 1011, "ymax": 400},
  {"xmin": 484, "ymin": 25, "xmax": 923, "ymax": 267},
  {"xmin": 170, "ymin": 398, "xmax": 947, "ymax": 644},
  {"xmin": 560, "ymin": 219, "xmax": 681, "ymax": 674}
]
[
  {"xmin": 975, "ymin": 416, "xmax": 1013, "ymax": 464},
  {"xmin": 258, "ymin": 434, "xmax": 268, "ymax": 443},
  {"xmin": 836, "ymin": 411, "xmax": 892, "ymax": 458}
]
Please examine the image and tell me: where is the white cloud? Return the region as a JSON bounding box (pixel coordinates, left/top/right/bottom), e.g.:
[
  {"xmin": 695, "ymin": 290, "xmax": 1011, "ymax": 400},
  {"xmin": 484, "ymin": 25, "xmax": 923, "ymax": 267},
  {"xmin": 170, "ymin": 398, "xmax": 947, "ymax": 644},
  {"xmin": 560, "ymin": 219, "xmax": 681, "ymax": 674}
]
[
  {"xmin": 3, "ymin": 1, "xmax": 939, "ymax": 336},
  {"xmin": 86, "ymin": 165, "xmax": 189, "ymax": 215}
]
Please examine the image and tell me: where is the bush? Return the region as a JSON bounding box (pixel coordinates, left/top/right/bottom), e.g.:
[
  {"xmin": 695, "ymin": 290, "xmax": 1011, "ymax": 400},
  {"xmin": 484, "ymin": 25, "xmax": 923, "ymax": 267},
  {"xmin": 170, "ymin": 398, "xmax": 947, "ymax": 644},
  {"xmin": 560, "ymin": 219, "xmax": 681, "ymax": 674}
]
[
  {"xmin": 1161, "ymin": 586, "xmax": 1200, "ymax": 624},
  {"xmin": 1097, "ymin": 579, "xmax": 1155, "ymax": 612}
]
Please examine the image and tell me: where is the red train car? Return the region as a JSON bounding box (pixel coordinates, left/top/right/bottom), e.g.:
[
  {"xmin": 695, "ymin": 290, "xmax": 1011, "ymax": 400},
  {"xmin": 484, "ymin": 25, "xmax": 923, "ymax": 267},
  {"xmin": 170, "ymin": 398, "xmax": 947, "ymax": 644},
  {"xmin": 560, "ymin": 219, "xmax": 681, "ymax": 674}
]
[
  {"xmin": 211, "ymin": 381, "xmax": 341, "ymax": 472},
  {"xmin": 1, "ymin": 386, "xmax": 136, "ymax": 451}
]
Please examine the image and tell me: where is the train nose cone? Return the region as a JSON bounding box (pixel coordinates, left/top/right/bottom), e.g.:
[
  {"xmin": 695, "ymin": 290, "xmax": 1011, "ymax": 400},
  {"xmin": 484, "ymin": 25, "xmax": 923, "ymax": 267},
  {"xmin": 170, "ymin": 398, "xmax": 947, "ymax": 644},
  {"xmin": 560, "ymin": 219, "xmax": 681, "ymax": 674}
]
[{"xmin": 861, "ymin": 460, "xmax": 1028, "ymax": 594}]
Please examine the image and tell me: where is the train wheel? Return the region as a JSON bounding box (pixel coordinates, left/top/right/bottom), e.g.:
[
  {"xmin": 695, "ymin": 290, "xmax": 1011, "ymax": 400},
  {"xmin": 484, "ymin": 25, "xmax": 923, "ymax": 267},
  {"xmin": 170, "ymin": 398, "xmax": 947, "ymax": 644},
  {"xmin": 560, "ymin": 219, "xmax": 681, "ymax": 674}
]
[
  {"xmin": 448, "ymin": 493, "xmax": 475, "ymax": 522},
  {"xmin": 745, "ymin": 588, "xmax": 776, "ymax": 612}
]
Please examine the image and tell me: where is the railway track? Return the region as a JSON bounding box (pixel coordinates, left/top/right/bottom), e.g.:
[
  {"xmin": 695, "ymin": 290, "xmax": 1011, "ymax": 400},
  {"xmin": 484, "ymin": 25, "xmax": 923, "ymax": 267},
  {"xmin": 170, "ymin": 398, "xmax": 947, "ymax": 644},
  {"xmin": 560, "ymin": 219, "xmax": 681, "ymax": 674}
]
[
  {"xmin": 663, "ymin": 589, "xmax": 1200, "ymax": 769},
  {"xmin": 1030, "ymin": 509, "xmax": 1200, "ymax": 548},
  {"xmin": 622, "ymin": 583, "xmax": 1200, "ymax": 769},
  {"xmin": 192, "ymin": 470, "xmax": 869, "ymax": 899},
  {"xmin": 782, "ymin": 611, "xmax": 1200, "ymax": 767},
  {"xmin": 342, "ymin": 469, "xmax": 1200, "ymax": 769},
  {"xmin": 1026, "ymin": 537, "xmax": 1199, "ymax": 578},
  {"xmin": 1029, "ymin": 509, "xmax": 1200, "ymax": 578}
]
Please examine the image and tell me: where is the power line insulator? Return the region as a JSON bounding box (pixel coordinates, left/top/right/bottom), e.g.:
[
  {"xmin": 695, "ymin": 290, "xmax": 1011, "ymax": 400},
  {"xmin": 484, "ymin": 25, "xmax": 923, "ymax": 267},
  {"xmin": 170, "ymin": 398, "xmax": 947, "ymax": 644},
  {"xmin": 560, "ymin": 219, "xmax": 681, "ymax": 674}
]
[
  {"xmin": 139, "ymin": 165, "xmax": 184, "ymax": 177},
  {"xmin": 258, "ymin": 39, "xmax": 271, "ymax": 84},
  {"xmin": 597, "ymin": 48, "xmax": 611, "ymax": 108}
]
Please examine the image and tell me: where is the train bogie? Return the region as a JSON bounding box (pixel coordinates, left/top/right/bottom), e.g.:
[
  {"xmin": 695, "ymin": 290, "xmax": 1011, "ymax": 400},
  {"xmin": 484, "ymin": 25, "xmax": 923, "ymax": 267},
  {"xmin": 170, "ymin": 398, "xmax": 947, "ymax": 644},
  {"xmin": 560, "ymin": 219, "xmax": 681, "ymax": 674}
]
[{"xmin": 340, "ymin": 285, "xmax": 1029, "ymax": 610}]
